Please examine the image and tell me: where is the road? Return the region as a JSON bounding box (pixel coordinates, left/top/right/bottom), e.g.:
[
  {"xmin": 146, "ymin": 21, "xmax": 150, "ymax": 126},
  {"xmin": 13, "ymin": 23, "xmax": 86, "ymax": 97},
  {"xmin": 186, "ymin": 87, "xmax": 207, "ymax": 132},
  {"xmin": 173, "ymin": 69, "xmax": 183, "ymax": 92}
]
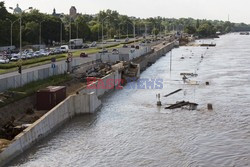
[{"xmin": 0, "ymin": 38, "xmax": 140, "ymax": 79}]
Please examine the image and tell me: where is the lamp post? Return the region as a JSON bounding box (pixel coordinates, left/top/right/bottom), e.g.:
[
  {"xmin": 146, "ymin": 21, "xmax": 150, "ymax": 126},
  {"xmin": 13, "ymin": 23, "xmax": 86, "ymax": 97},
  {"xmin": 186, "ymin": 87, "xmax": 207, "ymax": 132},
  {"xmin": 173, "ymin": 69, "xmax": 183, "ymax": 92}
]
[
  {"xmin": 143, "ymin": 22, "xmax": 148, "ymax": 39},
  {"xmin": 39, "ymin": 20, "xmax": 45, "ymax": 49},
  {"xmin": 101, "ymin": 16, "xmax": 109, "ymax": 51},
  {"xmin": 9, "ymin": 7, "xmax": 33, "ymax": 59},
  {"xmin": 76, "ymin": 22, "xmax": 79, "ymax": 39},
  {"xmin": 6, "ymin": 18, "xmax": 19, "ymax": 48},
  {"xmin": 69, "ymin": 17, "xmax": 72, "ymax": 49},
  {"xmin": 59, "ymin": 14, "xmax": 64, "ymax": 46},
  {"xmin": 127, "ymin": 20, "xmax": 136, "ymax": 45},
  {"xmin": 118, "ymin": 23, "xmax": 123, "ymax": 39}
]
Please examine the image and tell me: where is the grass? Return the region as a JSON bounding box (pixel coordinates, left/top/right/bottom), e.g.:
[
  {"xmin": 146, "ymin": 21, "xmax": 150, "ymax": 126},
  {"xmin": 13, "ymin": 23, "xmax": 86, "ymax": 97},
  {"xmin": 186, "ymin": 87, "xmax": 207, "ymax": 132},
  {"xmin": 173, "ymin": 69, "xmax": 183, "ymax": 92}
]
[{"xmin": 0, "ymin": 74, "xmax": 72, "ymax": 108}]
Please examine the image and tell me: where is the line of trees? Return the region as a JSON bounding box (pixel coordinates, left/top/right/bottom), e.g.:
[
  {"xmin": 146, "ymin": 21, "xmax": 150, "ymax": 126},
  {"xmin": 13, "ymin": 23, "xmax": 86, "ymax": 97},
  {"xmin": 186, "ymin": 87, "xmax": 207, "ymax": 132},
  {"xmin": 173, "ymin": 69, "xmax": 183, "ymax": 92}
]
[{"xmin": 1, "ymin": 1, "xmax": 250, "ymax": 47}]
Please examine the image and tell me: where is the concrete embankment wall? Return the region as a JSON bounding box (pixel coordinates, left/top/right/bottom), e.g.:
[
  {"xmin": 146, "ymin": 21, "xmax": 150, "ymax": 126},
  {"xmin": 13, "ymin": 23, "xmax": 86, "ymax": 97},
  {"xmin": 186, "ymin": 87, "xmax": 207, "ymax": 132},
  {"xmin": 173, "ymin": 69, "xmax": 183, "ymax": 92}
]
[
  {"xmin": 0, "ymin": 92, "xmax": 101, "ymax": 167},
  {"xmin": 79, "ymin": 70, "xmax": 122, "ymax": 97},
  {"xmin": 137, "ymin": 42, "xmax": 175, "ymax": 71},
  {"xmin": 0, "ymin": 58, "xmax": 95, "ymax": 92},
  {"xmin": 0, "ymin": 69, "xmax": 122, "ymax": 167}
]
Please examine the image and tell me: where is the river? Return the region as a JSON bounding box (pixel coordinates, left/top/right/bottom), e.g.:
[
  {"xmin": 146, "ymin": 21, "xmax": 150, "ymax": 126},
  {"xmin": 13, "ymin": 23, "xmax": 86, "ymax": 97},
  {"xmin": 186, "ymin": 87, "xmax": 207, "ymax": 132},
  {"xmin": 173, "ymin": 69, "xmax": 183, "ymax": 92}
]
[{"xmin": 10, "ymin": 33, "xmax": 250, "ymax": 167}]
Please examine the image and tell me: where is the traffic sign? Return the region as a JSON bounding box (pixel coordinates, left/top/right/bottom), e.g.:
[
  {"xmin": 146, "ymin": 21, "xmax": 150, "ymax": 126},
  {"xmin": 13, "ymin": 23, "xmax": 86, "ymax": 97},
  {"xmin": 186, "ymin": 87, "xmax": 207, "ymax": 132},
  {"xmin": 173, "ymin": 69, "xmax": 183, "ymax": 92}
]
[{"xmin": 51, "ymin": 63, "xmax": 56, "ymax": 68}]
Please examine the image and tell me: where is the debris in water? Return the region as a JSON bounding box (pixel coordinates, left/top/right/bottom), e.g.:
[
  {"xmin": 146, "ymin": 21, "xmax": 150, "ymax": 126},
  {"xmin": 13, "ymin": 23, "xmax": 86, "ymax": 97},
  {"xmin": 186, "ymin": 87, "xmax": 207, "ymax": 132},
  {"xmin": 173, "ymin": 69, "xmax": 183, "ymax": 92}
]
[
  {"xmin": 164, "ymin": 89, "xmax": 182, "ymax": 97},
  {"xmin": 207, "ymin": 103, "xmax": 213, "ymax": 110},
  {"xmin": 165, "ymin": 101, "xmax": 198, "ymax": 110}
]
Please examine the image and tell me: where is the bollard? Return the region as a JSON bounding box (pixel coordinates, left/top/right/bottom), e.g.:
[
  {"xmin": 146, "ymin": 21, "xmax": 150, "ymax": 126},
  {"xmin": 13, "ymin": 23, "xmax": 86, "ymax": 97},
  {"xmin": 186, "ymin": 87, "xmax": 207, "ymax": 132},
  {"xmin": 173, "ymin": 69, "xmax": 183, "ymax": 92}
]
[
  {"xmin": 157, "ymin": 101, "xmax": 162, "ymax": 106},
  {"xmin": 207, "ymin": 103, "xmax": 213, "ymax": 110}
]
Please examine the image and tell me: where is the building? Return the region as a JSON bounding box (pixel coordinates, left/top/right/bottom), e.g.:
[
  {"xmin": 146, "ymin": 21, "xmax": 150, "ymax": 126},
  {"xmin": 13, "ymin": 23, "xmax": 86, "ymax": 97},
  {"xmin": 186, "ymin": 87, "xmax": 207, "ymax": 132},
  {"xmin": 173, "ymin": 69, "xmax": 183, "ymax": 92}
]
[
  {"xmin": 13, "ymin": 4, "xmax": 22, "ymax": 14},
  {"xmin": 52, "ymin": 8, "xmax": 63, "ymax": 17},
  {"xmin": 69, "ymin": 6, "xmax": 77, "ymax": 19}
]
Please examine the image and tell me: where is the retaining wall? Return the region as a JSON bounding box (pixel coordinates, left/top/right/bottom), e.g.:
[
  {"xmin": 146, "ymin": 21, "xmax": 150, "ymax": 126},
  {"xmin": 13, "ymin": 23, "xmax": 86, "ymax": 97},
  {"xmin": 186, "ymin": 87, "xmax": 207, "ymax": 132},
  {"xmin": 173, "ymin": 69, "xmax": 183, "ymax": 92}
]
[
  {"xmin": 0, "ymin": 58, "xmax": 95, "ymax": 92},
  {"xmin": 137, "ymin": 42, "xmax": 175, "ymax": 71},
  {"xmin": 0, "ymin": 69, "xmax": 122, "ymax": 166},
  {"xmin": 0, "ymin": 92, "xmax": 101, "ymax": 167}
]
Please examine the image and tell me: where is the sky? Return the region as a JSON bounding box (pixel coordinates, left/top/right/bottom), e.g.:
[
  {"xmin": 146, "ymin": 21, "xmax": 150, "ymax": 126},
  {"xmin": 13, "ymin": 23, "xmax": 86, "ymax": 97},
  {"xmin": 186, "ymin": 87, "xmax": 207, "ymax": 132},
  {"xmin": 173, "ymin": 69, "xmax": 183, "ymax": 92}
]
[{"xmin": 3, "ymin": 0, "xmax": 250, "ymax": 24}]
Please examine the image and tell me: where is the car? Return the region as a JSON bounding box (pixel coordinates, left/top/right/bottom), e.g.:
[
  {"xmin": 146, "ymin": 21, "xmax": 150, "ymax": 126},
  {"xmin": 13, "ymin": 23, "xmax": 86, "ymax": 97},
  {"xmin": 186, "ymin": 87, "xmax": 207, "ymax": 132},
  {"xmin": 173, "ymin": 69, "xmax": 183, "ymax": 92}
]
[
  {"xmin": 131, "ymin": 45, "xmax": 135, "ymax": 48},
  {"xmin": 54, "ymin": 48, "xmax": 62, "ymax": 55},
  {"xmin": 82, "ymin": 44, "xmax": 89, "ymax": 48},
  {"xmin": 33, "ymin": 51, "xmax": 41, "ymax": 58},
  {"xmin": 26, "ymin": 53, "xmax": 33, "ymax": 59},
  {"xmin": 80, "ymin": 52, "xmax": 88, "ymax": 58},
  {"xmin": 10, "ymin": 55, "xmax": 19, "ymax": 61},
  {"xmin": 40, "ymin": 51, "xmax": 49, "ymax": 56},
  {"xmin": 123, "ymin": 44, "xmax": 128, "ymax": 48},
  {"xmin": 112, "ymin": 49, "xmax": 119, "ymax": 54},
  {"xmin": 0, "ymin": 58, "xmax": 10, "ymax": 64},
  {"xmin": 125, "ymin": 38, "xmax": 129, "ymax": 43},
  {"xmin": 60, "ymin": 45, "xmax": 69, "ymax": 53},
  {"xmin": 135, "ymin": 46, "xmax": 140, "ymax": 49},
  {"xmin": 99, "ymin": 49, "xmax": 108, "ymax": 53},
  {"xmin": 90, "ymin": 42, "xmax": 97, "ymax": 47},
  {"xmin": 21, "ymin": 54, "xmax": 27, "ymax": 60}
]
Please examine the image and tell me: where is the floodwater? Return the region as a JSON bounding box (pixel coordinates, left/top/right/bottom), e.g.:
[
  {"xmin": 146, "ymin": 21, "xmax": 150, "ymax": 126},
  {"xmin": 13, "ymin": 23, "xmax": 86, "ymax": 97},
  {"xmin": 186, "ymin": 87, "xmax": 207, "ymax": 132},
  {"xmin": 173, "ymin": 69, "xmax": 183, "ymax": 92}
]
[{"xmin": 10, "ymin": 33, "xmax": 250, "ymax": 167}]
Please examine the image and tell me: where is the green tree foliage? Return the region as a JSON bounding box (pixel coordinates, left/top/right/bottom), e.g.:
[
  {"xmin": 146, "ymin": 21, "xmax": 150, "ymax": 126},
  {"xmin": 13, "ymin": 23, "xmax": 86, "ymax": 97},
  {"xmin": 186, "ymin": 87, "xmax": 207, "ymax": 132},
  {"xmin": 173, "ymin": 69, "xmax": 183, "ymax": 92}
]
[
  {"xmin": 184, "ymin": 25, "xmax": 196, "ymax": 34},
  {"xmin": 1, "ymin": 1, "xmax": 250, "ymax": 47}
]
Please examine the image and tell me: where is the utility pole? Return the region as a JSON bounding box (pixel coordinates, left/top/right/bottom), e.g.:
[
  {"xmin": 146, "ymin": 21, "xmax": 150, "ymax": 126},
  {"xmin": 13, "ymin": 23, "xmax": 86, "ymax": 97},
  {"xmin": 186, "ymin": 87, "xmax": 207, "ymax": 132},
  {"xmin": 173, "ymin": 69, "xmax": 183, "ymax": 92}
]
[
  {"xmin": 76, "ymin": 22, "xmax": 79, "ymax": 39},
  {"xmin": 39, "ymin": 20, "xmax": 45, "ymax": 49}
]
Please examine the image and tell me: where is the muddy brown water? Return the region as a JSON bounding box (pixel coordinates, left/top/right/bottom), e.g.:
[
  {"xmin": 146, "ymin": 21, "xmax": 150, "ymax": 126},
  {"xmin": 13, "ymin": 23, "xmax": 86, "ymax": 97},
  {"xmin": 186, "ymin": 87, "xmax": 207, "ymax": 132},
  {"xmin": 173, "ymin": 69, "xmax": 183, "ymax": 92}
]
[{"xmin": 9, "ymin": 34, "xmax": 250, "ymax": 167}]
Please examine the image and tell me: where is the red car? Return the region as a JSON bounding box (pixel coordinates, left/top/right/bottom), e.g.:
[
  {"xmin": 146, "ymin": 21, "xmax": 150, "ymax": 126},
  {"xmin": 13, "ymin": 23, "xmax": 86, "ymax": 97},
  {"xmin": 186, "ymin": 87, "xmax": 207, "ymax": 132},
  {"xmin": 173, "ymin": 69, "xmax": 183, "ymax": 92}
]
[{"xmin": 80, "ymin": 52, "xmax": 88, "ymax": 58}]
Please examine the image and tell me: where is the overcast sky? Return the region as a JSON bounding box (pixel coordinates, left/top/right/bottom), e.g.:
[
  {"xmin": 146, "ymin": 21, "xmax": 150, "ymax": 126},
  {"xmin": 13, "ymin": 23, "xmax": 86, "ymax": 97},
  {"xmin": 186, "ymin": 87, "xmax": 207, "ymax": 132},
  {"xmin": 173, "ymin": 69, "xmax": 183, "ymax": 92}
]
[{"xmin": 3, "ymin": 0, "xmax": 250, "ymax": 24}]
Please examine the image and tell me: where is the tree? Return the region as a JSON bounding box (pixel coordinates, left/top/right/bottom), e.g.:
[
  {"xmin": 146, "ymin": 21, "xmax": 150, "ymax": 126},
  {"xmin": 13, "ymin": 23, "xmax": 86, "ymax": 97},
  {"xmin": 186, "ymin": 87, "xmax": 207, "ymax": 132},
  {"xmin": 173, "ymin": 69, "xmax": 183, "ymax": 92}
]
[{"xmin": 184, "ymin": 25, "xmax": 196, "ymax": 34}]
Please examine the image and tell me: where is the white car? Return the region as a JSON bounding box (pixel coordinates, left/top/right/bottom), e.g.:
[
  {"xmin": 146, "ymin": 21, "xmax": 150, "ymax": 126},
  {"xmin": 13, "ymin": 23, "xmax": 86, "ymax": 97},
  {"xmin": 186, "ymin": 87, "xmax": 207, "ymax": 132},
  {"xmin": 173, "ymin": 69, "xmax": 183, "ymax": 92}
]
[
  {"xmin": 26, "ymin": 53, "xmax": 33, "ymax": 59},
  {"xmin": 33, "ymin": 51, "xmax": 41, "ymax": 58},
  {"xmin": 10, "ymin": 55, "xmax": 19, "ymax": 61},
  {"xmin": 0, "ymin": 58, "xmax": 10, "ymax": 64},
  {"xmin": 90, "ymin": 42, "xmax": 97, "ymax": 47},
  {"xmin": 41, "ymin": 51, "xmax": 49, "ymax": 56},
  {"xmin": 60, "ymin": 45, "xmax": 69, "ymax": 53}
]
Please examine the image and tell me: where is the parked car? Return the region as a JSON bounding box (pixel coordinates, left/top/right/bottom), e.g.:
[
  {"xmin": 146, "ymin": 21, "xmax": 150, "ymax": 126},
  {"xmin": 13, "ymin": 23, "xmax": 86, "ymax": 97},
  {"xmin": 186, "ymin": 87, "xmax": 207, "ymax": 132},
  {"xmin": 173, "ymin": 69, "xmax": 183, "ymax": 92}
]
[
  {"xmin": 33, "ymin": 51, "xmax": 41, "ymax": 58},
  {"xmin": 80, "ymin": 52, "xmax": 88, "ymax": 58},
  {"xmin": 123, "ymin": 44, "xmax": 128, "ymax": 48},
  {"xmin": 26, "ymin": 53, "xmax": 33, "ymax": 59},
  {"xmin": 82, "ymin": 44, "xmax": 89, "ymax": 48},
  {"xmin": 60, "ymin": 45, "xmax": 69, "ymax": 53},
  {"xmin": 54, "ymin": 48, "xmax": 62, "ymax": 55},
  {"xmin": 10, "ymin": 55, "xmax": 19, "ymax": 61},
  {"xmin": 21, "ymin": 54, "xmax": 27, "ymax": 60},
  {"xmin": 90, "ymin": 41, "xmax": 97, "ymax": 47},
  {"xmin": 0, "ymin": 58, "xmax": 10, "ymax": 64},
  {"xmin": 131, "ymin": 45, "xmax": 135, "ymax": 48},
  {"xmin": 125, "ymin": 38, "xmax": 129, "ymax": 43},
  {"xmin": 99, "ymin": 48, "xmax": 108, "ymax": 53},
  {"xmin": 112, "ymin": 49, "xmax": 119, "ymax": 54}
]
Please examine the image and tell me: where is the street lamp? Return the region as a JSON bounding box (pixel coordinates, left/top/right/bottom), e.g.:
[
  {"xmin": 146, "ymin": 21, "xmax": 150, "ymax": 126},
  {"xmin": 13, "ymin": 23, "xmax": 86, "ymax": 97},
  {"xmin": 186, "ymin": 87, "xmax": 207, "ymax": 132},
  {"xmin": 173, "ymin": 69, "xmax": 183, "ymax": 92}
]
[
  {"xmin": 143, "ymin": 22, "xmax": 148, "ymax": 39},
  {"xmin": 76, "ymin": 22, "xmax": 79, "ymax": 39},
  {"xmin": 9, "ymin": 6, "xmax": 33, "ymax": 59},
  {"xmin": 68, "ymin": 17, "xmax": 72, "ymax": 49},
  {"xmin": 101, "ymin": 16, "xmax": 109, "ymax": 51},
  {"xmin": 39, "ymin": 20, "xmax": 45, "ymax": 49},
  {"xmin": 127, "ymin": 20, "xmax": 136, "ymax": 45},
  {"xmin": 59, "ymin": 14, "xmax": 64, "ymax": 46},
  {"xmin": 118, "ymin": 23, "xmax": 123, "ymax": 39},
  {"xmin": 6, "ymin": 18, "xmax": 19, "ymax": 48}
]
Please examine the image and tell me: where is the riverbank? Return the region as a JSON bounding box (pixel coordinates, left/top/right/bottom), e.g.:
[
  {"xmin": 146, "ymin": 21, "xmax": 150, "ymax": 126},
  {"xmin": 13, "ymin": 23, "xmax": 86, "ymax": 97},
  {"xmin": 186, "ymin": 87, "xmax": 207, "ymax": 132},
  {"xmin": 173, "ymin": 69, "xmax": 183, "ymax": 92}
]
[
  {"xmin": 8, "ymin": 33, "xmax": 250, "ymax": 167},
  {"xmin": 0, "ymin": 39, "xmax": 176, "ymax": 166}
]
